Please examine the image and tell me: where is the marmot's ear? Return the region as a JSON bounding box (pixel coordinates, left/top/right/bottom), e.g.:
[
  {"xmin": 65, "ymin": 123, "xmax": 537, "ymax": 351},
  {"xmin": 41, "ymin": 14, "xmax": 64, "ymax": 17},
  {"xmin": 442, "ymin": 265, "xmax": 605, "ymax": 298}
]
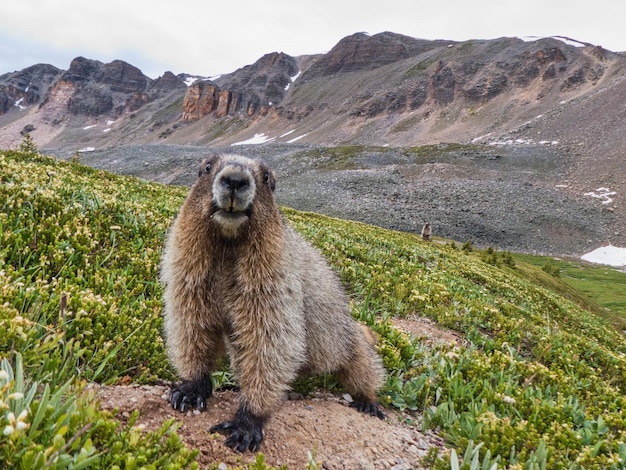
[
  {"xmin": 263, "ymin": 170, "xmax": 276, "ymax": 192},
  {"xmin": 198, "ymin": 159, "xmax": 208, "ymax": 178}
]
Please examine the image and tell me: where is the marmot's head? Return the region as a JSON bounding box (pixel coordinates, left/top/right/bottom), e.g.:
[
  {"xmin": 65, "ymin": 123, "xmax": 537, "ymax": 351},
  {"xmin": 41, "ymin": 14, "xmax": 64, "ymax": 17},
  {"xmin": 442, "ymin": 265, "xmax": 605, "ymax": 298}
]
[{"xmin": 193, "ymin": 154, "xmax": 277, "ymax": 239}]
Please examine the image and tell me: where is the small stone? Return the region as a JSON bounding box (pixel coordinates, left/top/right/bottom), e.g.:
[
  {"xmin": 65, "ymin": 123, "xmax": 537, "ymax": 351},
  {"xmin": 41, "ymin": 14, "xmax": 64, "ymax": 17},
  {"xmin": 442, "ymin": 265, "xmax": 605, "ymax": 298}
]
[{"xmin": 342, "ymin": 393, "xmax": 353, "ymax": 403}]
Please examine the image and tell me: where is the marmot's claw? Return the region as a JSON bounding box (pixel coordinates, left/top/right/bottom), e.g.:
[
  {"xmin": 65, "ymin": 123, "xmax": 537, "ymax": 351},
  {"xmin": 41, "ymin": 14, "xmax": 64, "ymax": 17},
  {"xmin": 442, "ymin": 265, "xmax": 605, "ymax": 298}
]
[
  {"xmin": 210, "ymin": 406, "xmax": 265, "ymax": 452},
  {"xmin": 169, "ymin": 377, "xmax": 212, "ymax": 412},
  {"xmin": 350, "ymin": 401, "xmax": 386, "ymax": 419},
  {"xmin": 211, "ymin": 420, "xmax": 263, "ymax": 452},
  {"xmin": 173, "ymin": 394, "xmax": 206, "ymax": 413},
  {"xmin": 169, "ymin": 389, "xmax": 184, "ymax": 410}
]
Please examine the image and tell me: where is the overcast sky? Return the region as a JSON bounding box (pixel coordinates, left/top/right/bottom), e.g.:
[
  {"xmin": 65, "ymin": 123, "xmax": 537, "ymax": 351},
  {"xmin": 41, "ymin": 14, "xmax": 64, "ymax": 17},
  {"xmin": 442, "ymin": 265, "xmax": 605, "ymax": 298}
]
[{"xmin": 1, "ymin": 0, "xmax": 624, "ymax": 79}]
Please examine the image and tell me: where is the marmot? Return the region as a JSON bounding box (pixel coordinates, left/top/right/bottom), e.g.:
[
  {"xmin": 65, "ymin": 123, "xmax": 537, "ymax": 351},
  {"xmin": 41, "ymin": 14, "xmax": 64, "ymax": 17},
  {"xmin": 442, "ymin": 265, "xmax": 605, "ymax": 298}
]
[
  {"xmin": 160, "ymin": 154, "xmax": 385, "ymax": 452},
  {"xmin": 421, "ymin": 222, "xmax": 432, "ymax": 241}
]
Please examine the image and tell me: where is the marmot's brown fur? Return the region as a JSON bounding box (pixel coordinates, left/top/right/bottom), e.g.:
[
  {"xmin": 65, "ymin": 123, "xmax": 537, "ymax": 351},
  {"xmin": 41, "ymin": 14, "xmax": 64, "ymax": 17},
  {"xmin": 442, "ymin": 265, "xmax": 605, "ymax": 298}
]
[{"xmin": 160, "ymin": 154, "xmax": 385, "ymax": 452}]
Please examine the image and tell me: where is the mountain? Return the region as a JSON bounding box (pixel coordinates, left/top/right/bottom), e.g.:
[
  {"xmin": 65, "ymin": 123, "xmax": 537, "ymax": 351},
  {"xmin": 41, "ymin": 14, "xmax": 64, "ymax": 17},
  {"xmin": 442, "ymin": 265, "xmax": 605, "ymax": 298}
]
[
  {"xmin": 1, "ymin": 31, "xmax": 625, "ymax": 255},
  {"xmin": 2, "ymin": 32, "xmax": 623, "ymax": 149}
]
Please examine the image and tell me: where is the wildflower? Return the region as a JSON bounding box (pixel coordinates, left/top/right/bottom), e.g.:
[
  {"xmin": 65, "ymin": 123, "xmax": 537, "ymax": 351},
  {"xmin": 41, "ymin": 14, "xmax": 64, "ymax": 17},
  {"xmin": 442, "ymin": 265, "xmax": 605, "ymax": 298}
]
[
  {"xmin": 503, "ymin": 395, "xmax": 516, "ymax": 404},
  {"xmin": 7, "ymin": 392, "xmax": 24, "ymax": 401},
  {"xmin": 3, "ymin": 425, "xmax": 14, "ymax": 436},
  {"xmin": 0, "ymin": 370, "xmax": 9, "ymax": 381}
]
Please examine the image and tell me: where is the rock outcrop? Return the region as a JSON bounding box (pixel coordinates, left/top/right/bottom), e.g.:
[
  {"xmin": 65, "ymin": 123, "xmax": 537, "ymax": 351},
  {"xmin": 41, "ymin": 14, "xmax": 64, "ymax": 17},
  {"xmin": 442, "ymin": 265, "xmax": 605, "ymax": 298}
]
[
  {"xmin": 181, "ymin": 52, "xmax": 298, "ymax": 121},
  {"xmin": 301, "ymin": 31, "xmax": 449, "ymax": 77},
  {"xmin": 95, "ymin": 60, "xmax": 147, "ymax": 94},
  {"xmin": 181, "ymin": 81, "xmax": 221, "ymax": 121},
  {"xmin": 55, "ymin": 57, "xmax": 151, "ymax": 117},
  {"xmin": 149, "ymin": 71, "xmax": 187, "ymax": 93},
  {"xmin": 4, "ymin": 57, "xmax": 155, "ymax": 121},
  {"xmin": 344, "ymin": 37, "xmax": 612, "ymax": 117},
  {"xmin": 0, "ymin": 64, "xmax": 61, "ymax": 115}
]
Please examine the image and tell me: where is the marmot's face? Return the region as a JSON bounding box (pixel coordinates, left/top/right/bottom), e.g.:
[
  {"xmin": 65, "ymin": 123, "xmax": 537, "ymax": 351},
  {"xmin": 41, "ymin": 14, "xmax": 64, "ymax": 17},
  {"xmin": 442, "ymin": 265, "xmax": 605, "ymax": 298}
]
[{"xmin": 196, "ymin": 154, "xmax": 276, "ymax": 239}]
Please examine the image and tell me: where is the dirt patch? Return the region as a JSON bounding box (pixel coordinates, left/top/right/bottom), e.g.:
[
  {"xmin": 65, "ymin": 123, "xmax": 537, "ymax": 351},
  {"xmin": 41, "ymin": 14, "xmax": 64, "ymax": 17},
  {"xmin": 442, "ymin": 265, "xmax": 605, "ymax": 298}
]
[
  {"xmin": 97, "ymin": 385, "xmax": 446, "ymax": 469},
  {"xmin": 95, "ymin": 317, "xmax": 455, "ymax": 469},
  {"xmin": 391, "ymin": 315, "xmax": 464, "ymax": 347}
]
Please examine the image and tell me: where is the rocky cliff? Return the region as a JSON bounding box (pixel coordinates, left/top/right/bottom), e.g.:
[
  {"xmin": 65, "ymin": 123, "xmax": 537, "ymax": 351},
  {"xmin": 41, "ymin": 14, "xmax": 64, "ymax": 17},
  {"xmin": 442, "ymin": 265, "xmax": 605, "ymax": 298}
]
[
  {"xmin": 301, "ymin": 31, "xmax": 449, "ymax": 77},
  {"xmin": 0, "ymin": 57, "xmax": 187, "ymax": 124},
  {"xmin": 0, "ymin": 64, "xmax": 61, "ymax": 115},
  {"xmin": 41, "ymin": 57, "xmax": 151, "ymax": 120},
  {"xmin": 282, "ymin": 34, "xmax": 614, "ymax": 128},
  {"xmin": 181, "ymin": 52, "xmax": 298, "ymax": 121}
]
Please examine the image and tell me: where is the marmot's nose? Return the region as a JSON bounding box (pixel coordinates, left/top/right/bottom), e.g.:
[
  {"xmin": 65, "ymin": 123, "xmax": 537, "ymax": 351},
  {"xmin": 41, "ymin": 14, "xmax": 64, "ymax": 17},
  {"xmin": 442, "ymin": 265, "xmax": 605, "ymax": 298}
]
[{"xmin": 220, "ymin": 174, "xmax": 250, "ymax": 191}]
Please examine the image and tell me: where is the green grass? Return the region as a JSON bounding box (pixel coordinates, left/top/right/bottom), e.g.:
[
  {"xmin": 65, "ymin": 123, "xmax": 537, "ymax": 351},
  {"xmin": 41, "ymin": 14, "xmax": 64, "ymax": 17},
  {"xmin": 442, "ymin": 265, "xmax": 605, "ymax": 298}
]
[
  {"xmin": 514, "ymin": 253, "xmax": 626, "ymax": 333},
  {"xmin": 2, "ymin": 150, "xmax": 626, "ymax": 469}
]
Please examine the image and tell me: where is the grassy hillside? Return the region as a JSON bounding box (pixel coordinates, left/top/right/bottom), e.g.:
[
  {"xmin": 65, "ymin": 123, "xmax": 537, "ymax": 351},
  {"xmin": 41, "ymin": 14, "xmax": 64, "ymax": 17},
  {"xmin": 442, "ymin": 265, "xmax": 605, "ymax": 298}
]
[
  {"xmin": 1, "ymin": 150, "xmax": 626, "ymax": 469},
  {"xmin": 513, "ymin": 253, "xmax": 626, "ymax": 333}
]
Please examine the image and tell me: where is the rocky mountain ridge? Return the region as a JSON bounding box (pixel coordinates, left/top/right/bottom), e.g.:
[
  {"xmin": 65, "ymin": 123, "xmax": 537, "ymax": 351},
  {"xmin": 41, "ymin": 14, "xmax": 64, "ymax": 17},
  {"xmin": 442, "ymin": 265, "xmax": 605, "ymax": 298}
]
[{"xmin": 2, "ymin": 32, "xmax": 623, "ymax": 148}]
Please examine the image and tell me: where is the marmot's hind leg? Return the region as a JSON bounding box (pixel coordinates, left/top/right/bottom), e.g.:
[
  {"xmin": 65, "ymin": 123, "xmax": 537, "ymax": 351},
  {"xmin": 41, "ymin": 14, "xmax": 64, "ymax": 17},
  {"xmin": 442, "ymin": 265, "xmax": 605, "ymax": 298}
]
[{"xmin": 336, "ymin": 326, "xmax": 386, "ymax": 419}]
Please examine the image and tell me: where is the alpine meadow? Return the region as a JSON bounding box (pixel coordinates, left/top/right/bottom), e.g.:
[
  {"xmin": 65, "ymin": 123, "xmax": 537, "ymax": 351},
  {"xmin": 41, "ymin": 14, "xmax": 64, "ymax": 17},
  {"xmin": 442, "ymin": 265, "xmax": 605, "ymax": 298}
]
[{"xmin": 2, "ymin": 148, "xmax": 626, "ymax": 468}]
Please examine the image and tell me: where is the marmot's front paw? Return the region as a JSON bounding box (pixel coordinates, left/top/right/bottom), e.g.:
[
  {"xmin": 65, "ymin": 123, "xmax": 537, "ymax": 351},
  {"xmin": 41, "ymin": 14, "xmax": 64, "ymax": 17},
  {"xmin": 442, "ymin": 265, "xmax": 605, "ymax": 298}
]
[
  {"xmin": 169, "ymin": 376, "xmax": 213, "ymax": 412},
  {"xmin": 210, "ymin": 406, "xmax": 265, "ymax": 452},
  {"xmin": 350, "ymin": 400, "xmax": 386, "ymax": 419}
]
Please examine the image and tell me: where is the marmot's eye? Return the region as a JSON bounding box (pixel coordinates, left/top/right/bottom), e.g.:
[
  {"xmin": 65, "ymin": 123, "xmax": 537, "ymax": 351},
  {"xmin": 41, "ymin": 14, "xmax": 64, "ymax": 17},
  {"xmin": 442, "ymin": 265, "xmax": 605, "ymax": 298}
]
[
  {"xmin": 205, "ymin": 162, "xmax": 212, "ymax": 173},
  {"xmin": 263, "ymin": 172, "xmax": 270, "ymax": 183}
]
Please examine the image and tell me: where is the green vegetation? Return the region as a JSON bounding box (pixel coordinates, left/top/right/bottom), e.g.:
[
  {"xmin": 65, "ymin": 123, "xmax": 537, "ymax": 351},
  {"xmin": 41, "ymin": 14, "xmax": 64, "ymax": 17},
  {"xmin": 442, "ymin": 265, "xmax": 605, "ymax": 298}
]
[
  {"xmin": 292, "ymin": 145, "xmax": 371, "ymax": 170},
  {"xmin": 404, "ymin": 58, "xmax": 437, "ymax": 78},
  {"xmin": 514, "ymin": 253, "xmax": 626, "ymax": 333},
  {"xmin": 401, "ymin": 143, "xmax": 486, "ymax": 160},
  {"xmin": 390, "ymin": 114, "xmax": 422, "ymax": 134},
  {"xmin": 2, "ymin": 149, "xmax": 626, "ymax": 468}
]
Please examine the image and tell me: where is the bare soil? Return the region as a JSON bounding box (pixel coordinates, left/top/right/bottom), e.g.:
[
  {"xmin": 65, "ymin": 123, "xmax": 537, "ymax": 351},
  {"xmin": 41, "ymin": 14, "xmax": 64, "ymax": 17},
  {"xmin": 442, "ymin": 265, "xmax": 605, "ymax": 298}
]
[{"xmin": 96, "ymin": 317, "xmax": 458, "ymax": 469}]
